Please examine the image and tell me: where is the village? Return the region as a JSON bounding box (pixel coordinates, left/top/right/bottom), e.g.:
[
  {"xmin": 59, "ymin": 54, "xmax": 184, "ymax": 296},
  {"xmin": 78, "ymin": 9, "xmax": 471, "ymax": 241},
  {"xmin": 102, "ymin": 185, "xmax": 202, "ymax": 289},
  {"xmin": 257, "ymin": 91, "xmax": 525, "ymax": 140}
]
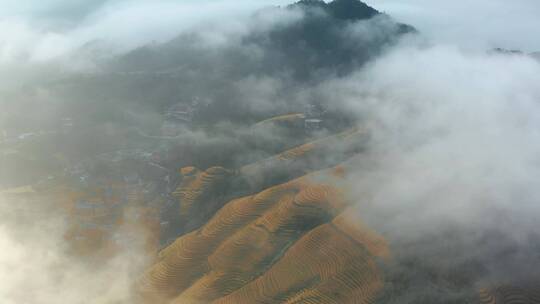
[{"xmin": 0, "ymin": 95, "xmax": 335, "ymax": 259}]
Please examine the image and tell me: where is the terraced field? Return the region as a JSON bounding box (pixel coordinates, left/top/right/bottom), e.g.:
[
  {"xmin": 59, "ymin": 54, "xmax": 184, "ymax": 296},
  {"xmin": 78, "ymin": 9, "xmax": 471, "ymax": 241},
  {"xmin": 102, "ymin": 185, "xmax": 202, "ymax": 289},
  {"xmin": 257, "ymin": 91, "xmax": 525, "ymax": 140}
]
[
  {"xmin": 173, "ymin": 166, "xmax": 233, "ymax": 216},
  {"xmin": 480, "ymin": 285, "xmax": 540, "ymax": 304},
  {"xmin": 239, "ymin": 128, "xmax": 368, "ymax": 190},
  {"xmin": 137, "ymin": 167, "xmax": 388, "ymax": 304},
  {"xmin": 254, "ymin": 113, "xmax": 306, "ymax": 127}
]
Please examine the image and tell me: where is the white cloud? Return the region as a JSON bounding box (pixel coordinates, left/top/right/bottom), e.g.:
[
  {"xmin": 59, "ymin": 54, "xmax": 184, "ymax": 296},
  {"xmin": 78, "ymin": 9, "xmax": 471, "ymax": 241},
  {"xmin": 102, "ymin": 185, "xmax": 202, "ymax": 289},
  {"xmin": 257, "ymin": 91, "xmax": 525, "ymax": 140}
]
[
  {"xmin": 324, "ymin": 43, "xmax": 540, "ymax": 245},
  {"xmin": 0, "ymin": 194, "xmax": 150, "ymax": 304},
  {"xmin": 0, "ymin": 0, "xmax": 294, "ymax": 65}
]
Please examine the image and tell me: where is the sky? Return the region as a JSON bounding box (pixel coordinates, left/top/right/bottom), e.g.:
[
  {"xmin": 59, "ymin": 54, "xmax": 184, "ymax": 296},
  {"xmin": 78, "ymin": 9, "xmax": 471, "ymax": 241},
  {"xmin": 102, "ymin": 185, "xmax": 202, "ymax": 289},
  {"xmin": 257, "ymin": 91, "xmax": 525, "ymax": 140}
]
[{"xmin": 364, "ymin": 0, "xmax": 540, "ymax": 51}]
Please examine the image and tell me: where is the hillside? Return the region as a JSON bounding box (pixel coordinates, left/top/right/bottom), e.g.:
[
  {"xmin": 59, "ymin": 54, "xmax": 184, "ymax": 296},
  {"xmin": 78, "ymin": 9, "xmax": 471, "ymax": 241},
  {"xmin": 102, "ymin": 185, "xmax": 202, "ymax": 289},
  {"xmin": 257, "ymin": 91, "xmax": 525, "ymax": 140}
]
[
  {"xmin": 2, "ymin": 1, "xmax": 540, "ymax": 303},
  {"xmin": 161, "ymin": 127, "xmax": 369, "ymax": 243},
  {"xmin": 137, "ymin": 166, "xmax": 389, "ymax": 304}
]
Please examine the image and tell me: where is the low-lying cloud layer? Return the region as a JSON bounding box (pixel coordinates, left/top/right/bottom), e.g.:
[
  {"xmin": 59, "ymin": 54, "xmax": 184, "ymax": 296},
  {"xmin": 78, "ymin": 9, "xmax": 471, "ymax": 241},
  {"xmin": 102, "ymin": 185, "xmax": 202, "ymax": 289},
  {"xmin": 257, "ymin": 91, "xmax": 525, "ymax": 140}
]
[
  {"xmin": 0, "ymin": 0, "xmax": 294, "ymax": 65},
  {"xmin": 331, "ymin": 44, "xmax": 540, "ymax": 300},
  {"xmin": 344, "ymin": 44, "xmax": 540, "ymax": 233},
  {"xmin": 0, "ymin": 194, "xmax": 149, "ymax": 304}
]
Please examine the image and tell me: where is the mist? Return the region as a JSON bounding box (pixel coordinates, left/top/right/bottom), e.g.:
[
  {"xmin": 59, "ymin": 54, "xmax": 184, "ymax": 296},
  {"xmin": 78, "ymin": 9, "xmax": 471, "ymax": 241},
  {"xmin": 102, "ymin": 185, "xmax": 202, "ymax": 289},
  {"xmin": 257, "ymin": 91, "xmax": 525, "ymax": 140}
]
[
  {"xmin": 327, "ymin": 44, "xmax": 540, "ymax": 300},
  {"xmin": 0, "ymin": 193, "xmax": 151, "ymax": 304},
  {"xmin": 1, "ymin": 0, "xmax": 540, "ymax": 303},
  {"xmin": 345, "ymin": 44, "xmax": 540, "ymax": 234},
  {"xmin": 0, "ymin": 0, "xmax": 294, "ymax": 66}
]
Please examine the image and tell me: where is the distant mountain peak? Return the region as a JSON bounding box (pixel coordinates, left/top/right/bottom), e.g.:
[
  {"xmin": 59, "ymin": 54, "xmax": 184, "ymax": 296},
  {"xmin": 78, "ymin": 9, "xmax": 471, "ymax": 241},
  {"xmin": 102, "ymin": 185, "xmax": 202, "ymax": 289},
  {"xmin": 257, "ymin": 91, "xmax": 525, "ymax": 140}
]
[
  {"xmin": 327, "ymin": 0, "xmax": 380, "ymax": 20},
  {"xmin": 292, "ymin": 0, "xmax": 380, "ymax": 21}
]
